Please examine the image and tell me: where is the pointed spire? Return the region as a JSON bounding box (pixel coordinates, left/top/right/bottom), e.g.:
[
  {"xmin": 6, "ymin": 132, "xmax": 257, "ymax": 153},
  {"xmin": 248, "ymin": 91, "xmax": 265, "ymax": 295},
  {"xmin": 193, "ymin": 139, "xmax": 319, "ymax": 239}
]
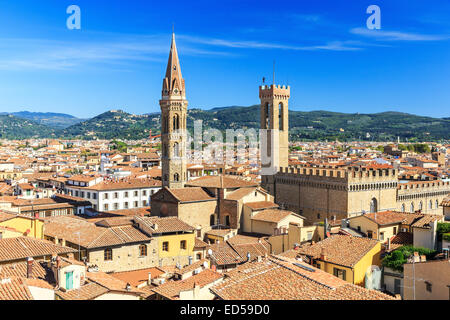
[{"xmin": 162, "ymin": 32, "xmax": 185, "ymax": 97}]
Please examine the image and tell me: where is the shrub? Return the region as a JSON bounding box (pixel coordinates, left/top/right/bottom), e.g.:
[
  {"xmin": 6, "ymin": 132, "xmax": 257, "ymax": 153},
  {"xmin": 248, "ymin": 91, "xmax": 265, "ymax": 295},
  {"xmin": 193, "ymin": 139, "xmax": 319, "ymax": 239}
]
[{"xmin": 382, "ymin": 245, "xmax": 436, "ymax": 272}]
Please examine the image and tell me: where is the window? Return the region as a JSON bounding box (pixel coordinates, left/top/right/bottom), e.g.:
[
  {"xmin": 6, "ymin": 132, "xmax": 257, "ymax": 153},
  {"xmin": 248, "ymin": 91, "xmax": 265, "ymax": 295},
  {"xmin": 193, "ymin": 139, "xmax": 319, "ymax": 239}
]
[
  {"xmin": 124, "ymin": 192, "xmax": 128, "ymax": 198},
  {"xmin": 87, "ymin": 192, "xmax": 91, "ymax": 199},
  {"xmin": 139, "ymin": 244, "xmax": 147, "ymax": 257},
  {"xmin": 367, "ymin": 231, "xmax": 373, "ymax": 239},
  {"xmin": 103, "ymin": 193, "xmax": 109, "ymax": 200},
  {"xmin": 134, "ymin": 201, "xmax": 138, "ymax": 207},
  {"xmin": 180, "ymin": 240, "xmax": 186, "ymax": 250},
  {"xmin": 114, "ymin": 192, "xmax": 119, "ymax": 199},
  {"xmin": 142, "ymin": 190, "xmax": 147, "ymax": 196},
  {"xmin": 306, "ymin": 231, "xmax": 313, "ymax": 241},
  {"xmin": 134, "ymin": 191, "xmax": 138, "ymax": 197},
  {"xmin": 225, "ymin": 215, "xmax": 230, "ymax": 227},
  {"xmin": 210, "ymin": 214, "xmax": 215, "ymax": 226},
  {"xmin": 426, "ymin": 282, "xmax": 432, "ymax": 293},
  {"xmin": 113, "ymin": 203, "xmax": 119, "ymax": 210},
  {"xmin": 104, "ymin": 204, "xmax": 109, "ymax": 211},
  {"xmin": 143, "ymin": 200, "xmax": 147, "ymax": 206},
  {"xmin": 393, "ymin": 227, "xmax": 397, "ymax": 235},
  {"xmin": 124, "ymin": 202, "xmax": 129, "ymax": 209},
  {"xmin": 333, "ymin": 268, "xmax": 346, "ymax": 280},
  {"xmin": 410, "ymin": 203, "xmax": 415, "ymax": 213},
  {"xmin": 370, "ymin": 198, "xmax": 378, "ymax": 213},
  {"xmin": 80, "ymin": 191, "xmax": 84, "ymax": 197},
  {"xmin": 401, "ymin": 203, "xmax": 405, "ymax": 212},
  {"xmin": 93, "ymin": 193, "xmax": 97, "ymax": 200},
  {"xmin": 196, "ymin": 253, "xmax": 202, "ymax": 260},
  {"xmin": 104, "ymin": 248, "xmax": 112, "ymax": 261},
  {"xmin": 162, "ymin": 242, "xmax": 169, "ymax": 251},
  {"xmin": 75, "ymin": 191, "xmax": 79, "ymax": 197},
  {"xmin": 379, "ymin": 232, "xmax": 384, "ymax": 241}
]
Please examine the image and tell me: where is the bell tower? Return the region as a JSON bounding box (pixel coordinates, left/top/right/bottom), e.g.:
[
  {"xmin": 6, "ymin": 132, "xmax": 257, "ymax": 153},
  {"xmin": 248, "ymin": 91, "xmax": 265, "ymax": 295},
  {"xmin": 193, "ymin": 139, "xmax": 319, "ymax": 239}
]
[
  {"xmin": 259, "ymin": 84, "xmax": 290, "ymax": 194},
  {"xmin": 160, "ymin": 33, "xmax": 188, "ymax": 189}
]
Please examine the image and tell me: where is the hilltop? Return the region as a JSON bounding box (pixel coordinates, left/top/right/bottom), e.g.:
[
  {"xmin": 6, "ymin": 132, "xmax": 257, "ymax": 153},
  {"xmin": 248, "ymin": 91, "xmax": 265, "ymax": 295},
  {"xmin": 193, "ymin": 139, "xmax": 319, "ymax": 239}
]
[{"xmin": 0, "ymin": 107, "xmax": 449, "ymax": 141}]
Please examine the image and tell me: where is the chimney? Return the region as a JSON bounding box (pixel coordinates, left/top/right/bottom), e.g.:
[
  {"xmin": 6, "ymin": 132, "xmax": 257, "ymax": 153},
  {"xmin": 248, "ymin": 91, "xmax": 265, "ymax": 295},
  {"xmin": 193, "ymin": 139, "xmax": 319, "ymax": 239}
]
[
  {"xmin": 320, "ymin": 248, "xmax": 327, "ymax": 261},
  {"xmin": 125, "ymin": 283, "xmax": 131, "ymax": 291},
  {"xmin": 56, "ymin": 255, "xmax": 61, "ymax": 269},
  {"xmin": 193, "ymin": 281, "xmax": 200, "ymax": 298},
  {"xmin": 188, "ymin": 256, "xmax": 193, "ymax": 265},
  {"xmin": 247, "ymin": 252, "xmax": 251, "ymax": 261},
  {"xmin": 387, "ymin": 237, "xmax": 391, "ymax": 252},
  {"xmin": 147, "ymin": 272, "xmax": 152, "ymax": 286},
  {"xmin": 26, "ymin": 257, "xmax": 34, "ymax": 278}
]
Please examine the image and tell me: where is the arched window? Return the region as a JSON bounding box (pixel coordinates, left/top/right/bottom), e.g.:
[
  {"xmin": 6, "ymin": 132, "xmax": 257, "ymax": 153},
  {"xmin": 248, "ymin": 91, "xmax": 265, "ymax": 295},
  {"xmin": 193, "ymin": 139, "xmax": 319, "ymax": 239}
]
[
  {"xmin": 410, "ymin": 203, "xmax": 415, "ymax": 213},
  {"xmin": 279, "ymin": 102, "xmax": 284, "ymax": 130},
  {"xmin": 419, "ymin": 201, "xmax": 423, "ymax": 212},
  {"xmin": 264, "ymin": 102, "xmax": 270, "ymax": 129},
  {"xmin": 173, "ymin": 114, "xmax": 180, "ymax": 130},
  {"xmin": 401, "ymin": 203, "xmax": 405, "ymax": 212},
  {"xmin": 429, "ymin": 200, "xmax": 433, "ymax": 210},
  {"xmin": 139, "ymin": 244, "xmax": 147, "ymax": 257},
  {"xmin": 174, "ymin": 173, "xmax": 179, "ymax": 181},
  {"xmin": 174, "ymin": 142, "xmax": 179, "ymax": 157},
  {"xmin": 436, "ymin": 200, "xmax": 439, "ymax": 209},
  {"xmin": 370, "ymin": 198, "xmax": 378, "ymax": 213},
  {"xmin": 210, "ymin": 214, "xmax": 215, "ymax": 226}
]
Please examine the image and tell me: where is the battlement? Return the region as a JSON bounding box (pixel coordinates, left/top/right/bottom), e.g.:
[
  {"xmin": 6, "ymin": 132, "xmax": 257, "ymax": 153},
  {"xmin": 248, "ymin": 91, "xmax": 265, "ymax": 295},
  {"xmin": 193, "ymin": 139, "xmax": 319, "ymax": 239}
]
[
  {"xmin": 277, "ymin": 165, "xmax": 398, "ymax": 182},
  {"xmin": 259, "ymin": 84, "xmax": 290, "ymax": 99},
  {"xmin": 398, "ymin": 180, "xmax": 450, "ymax": 190},
  {"xmin": 278, "ymin": 166, "xmax": 347, "ymax": 179}
]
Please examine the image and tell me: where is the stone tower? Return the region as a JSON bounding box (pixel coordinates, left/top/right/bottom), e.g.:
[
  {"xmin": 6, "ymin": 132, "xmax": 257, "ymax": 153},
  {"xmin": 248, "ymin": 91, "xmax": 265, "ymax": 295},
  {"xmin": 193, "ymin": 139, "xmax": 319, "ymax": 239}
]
[
  {"xmin": 160, "ymin": 33, "xmax": 188, "ymax": 189},
  {"xmin": 259, "ymin": 84, "xmax": 290, "ymax": 195}
]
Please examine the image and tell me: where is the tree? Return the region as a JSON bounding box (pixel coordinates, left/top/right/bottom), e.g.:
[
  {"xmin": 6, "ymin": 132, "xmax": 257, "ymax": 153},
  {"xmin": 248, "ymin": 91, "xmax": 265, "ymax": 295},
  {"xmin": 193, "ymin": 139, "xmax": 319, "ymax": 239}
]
[{"xmin": 382, "ymin": 245, "xmax": 436, "ymax": 272}]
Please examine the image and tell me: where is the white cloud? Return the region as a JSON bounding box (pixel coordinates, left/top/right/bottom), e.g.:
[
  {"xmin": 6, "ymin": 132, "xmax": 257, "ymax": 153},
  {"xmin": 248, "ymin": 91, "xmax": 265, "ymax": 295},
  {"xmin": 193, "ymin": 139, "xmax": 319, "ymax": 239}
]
[{"xmin": 350, "ymin": 27, "xmax": 449, "ymax": 41}]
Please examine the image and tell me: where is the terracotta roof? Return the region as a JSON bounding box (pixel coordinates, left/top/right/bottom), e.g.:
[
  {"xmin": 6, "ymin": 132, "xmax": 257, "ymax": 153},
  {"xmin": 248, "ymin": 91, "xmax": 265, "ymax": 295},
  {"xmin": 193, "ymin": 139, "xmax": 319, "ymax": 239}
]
[
  {"xmin": 0, "ymin": 237, "xmax": 76, "ymax": 263},
  {"xmin": 0, "ymin": 277, "xmax": 34, "ymax": 300},
  {"xmin": 211, "ymin": 256, "xmax": 394, "ymax": 300},
  {"xmin": 208, "ymin": 242, "xmax": 245, "ymax": 266},
  {"xmin": 388, "ymin": 232, "xmax": 413, "ymax": 251},
  {"xmin": 133, "ymin": 216, "xmax": 194, "ymax": 235},
  {"xmin": 244, "ymin": 201, "xmax": 278, "ymax": 210},
  {"xmin": 44, "ymin": 216, "xmax": 151, "ymax": 249},
  {"xmin": 86, "ymin": 271, "xmax": 145, "ymax": 295},
  {"xmin": 251, "ymin": 209, "xmax": 299, "ymax": 223},
  {"xmin": 165, "ymin": 187, "xmax": 215, "ymax": 202},
  {"xmin": 288, "ymin": 235, "xmax": 380, "ymax": 268},
  {"xmin": 226, "ymin": 187, "xmax": 256, "ymax": 201},
  {"xmin": 110, "ymin": 267, "xmax": 165, "ymax": 287},
  {"xmin": 360, "ymin": 211, "xmax": 423, "ymax": 226},
  {"xmin": 151, "ymin": 269, "xmax": 222, "ymax": 300},
  {"xmin": 441, "ymin": 196, "xmax": 450, "ymax": 207},
  {"xmin": 194, "ymin": 238, "xmax": 209, "ymax": 249},
  {"xmin": 56, "ymin": 282, "xmax": 108, "ymax": 300},
  {"xmin": 77, "ymin": 178, "xmax": 161, "ymax": 191},
  {"xmin": 185, "ymin": 175, "xmax": 257, "ymax": 189}
]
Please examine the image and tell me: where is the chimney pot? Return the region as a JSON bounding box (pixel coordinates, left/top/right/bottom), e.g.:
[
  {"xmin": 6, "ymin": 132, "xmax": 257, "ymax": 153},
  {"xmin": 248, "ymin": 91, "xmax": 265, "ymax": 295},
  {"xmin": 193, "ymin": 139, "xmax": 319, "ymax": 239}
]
[{"xmin": 26, "ymin": 257, "xmax": 34, "ymax": 279}]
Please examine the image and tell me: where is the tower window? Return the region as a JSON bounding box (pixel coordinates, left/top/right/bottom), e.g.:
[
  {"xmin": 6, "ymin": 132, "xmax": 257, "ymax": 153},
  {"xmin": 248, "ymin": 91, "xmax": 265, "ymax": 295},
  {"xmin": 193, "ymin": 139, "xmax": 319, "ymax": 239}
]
[{"xmin": 174, "ymin": 173, "xmax": 179, "ymax": 181}]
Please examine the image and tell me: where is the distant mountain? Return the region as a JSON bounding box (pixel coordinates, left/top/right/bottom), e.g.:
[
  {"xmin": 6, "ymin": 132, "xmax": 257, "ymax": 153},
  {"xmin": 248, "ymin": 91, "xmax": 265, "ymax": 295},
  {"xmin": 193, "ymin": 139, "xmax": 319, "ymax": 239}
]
[
  {"xmin": 0, "ymin": 111, "xmax": 85, "ymax": 128},
  {"xmin": 0, "ymin": 106, "xmax": 449, "ymax": 141},
  {"xmin": 60, "ymin": 110, "xmax": 156, "ymax": 140},
  {"xmin": 0, "ymin": 114, "xmax": 56, "ymax": 139}
]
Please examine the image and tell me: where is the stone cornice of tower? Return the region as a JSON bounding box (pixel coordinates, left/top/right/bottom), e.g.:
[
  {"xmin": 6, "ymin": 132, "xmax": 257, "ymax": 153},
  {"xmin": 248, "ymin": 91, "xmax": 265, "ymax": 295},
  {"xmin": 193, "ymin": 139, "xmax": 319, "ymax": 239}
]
[
  {"xmin": 259, "ymin": 84, "xmax": 290, "ymax": 99},
  {"xmin": 162, "ymin": 33, "xmax": 186, "ymax": 99}
]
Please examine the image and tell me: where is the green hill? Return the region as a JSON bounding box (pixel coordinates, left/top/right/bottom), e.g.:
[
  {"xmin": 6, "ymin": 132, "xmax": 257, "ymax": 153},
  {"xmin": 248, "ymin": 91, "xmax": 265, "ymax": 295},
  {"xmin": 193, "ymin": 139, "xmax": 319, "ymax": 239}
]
[
  {"xmin": 0, "ymin": 114, "xmax": 56, "ymax": 139},
  {"xmin": 0, "ymin": 107, "xmax": 449, "ymax": 141}
]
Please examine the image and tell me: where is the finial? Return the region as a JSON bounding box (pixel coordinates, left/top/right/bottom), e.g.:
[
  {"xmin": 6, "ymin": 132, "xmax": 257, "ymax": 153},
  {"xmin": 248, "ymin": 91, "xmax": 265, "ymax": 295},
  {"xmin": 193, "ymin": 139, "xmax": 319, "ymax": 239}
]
[{"xmin": 172, "ymin": 23, "xmax": 175, "ymax": 34}]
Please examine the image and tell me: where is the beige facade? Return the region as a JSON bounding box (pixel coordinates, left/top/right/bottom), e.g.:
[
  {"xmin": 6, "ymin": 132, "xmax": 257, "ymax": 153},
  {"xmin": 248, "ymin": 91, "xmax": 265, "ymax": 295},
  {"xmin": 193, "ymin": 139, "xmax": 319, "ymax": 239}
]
[{"xmin": 403, "ymin": 259, "xmax": 450, "ymax": 300}]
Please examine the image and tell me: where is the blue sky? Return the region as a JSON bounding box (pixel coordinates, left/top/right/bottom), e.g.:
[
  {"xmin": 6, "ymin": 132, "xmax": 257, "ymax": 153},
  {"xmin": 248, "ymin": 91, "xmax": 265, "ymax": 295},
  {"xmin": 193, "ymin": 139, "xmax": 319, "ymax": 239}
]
[{"xmin": 0, "ymin": 0, "xmax": 449, "ymax": 118}]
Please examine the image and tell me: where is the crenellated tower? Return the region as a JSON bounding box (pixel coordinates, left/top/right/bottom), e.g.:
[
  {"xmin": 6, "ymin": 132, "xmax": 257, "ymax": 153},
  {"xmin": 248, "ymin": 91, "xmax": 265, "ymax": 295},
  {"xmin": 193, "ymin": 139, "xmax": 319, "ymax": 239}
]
[
  {"xmin": 159, "ymin": 33, "xmax": 188, "ymax": 189},
  {"xmin": 259, "ymin": 84, "xmax": 290, "ymax": 194}
]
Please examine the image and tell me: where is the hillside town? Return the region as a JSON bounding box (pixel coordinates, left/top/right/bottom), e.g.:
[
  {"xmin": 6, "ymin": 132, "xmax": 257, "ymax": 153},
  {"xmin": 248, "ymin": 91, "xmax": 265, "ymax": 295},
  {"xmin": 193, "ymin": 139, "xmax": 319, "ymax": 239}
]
[{"xmin": 0, "ymin": 32, "xmax": 449, "ymax": 302}]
